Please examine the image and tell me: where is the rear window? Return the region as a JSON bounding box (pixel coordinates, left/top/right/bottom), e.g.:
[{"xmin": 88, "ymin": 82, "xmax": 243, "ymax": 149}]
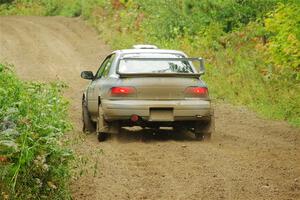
[{"xmin": 118, "ymin": 53, "xmax": 194, "ymax": 74}]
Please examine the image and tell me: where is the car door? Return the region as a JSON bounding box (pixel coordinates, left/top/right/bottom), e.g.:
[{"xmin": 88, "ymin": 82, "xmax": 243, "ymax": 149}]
[{"xmin": 87, "ymin": 54, "xmax": 115, "ymax": 116}]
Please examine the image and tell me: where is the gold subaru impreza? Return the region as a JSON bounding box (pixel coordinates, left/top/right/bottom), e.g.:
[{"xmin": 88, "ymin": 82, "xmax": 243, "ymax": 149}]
[{"xmin": 81, "ymin": 45, "xmax": 214, "ymax": 141}]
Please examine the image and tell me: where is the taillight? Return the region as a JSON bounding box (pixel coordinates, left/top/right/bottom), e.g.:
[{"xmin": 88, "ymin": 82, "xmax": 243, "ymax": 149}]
[
  {"xmin": 110, "ymin": 87, "xmax": 136, "ymax": 96},
  {"xmin": 185, "ymin": 87, "xmax": 208, "ymax": 98}
]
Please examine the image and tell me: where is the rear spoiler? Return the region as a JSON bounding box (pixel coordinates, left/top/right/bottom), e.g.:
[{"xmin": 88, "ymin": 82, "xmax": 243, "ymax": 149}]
[
  {"xmin": 118, "ymin": 73, "xmax": 201, "ymax": 78},
  {"xmin": 117, "ymin": 57, "xmax": 205, "ymax": 77}
]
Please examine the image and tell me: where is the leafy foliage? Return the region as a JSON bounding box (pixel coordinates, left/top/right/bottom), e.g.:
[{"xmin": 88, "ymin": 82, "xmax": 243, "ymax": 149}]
[
  {"xmin": 0, "ymin": 1, "xmax": 299, "ymax": 126},
  {"xmin": 93, "ymin": 0, "xmax": 300, "ymax": 125},
  {"xmin": 0, "ymin": 63, "xmax": 72, "ymax": 200},
  {"xmin": 265, "ymin": 2, "xmax": 300, "ymax": 77},
  {"xmin": 0, "ymin": 0, "xmax": 106, "ymax": 17}
]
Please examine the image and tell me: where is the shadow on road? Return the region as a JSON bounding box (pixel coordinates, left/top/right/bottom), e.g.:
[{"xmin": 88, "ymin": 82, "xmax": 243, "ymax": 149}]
[{"xmin": 110, "ymin": 127, "xmax": 197, "ymax": 143}]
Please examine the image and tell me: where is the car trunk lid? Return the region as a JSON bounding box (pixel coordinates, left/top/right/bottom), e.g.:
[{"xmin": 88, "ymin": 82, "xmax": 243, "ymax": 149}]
[{"xmin": 119, "ymin": 77, "xmax": 201, "ymax": 100}]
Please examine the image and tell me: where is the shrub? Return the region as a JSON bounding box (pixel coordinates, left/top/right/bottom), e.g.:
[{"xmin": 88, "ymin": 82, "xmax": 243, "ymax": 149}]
[
  {"xmin": 265, "ymin": 2, "xmax": 300, "ymax": 79},
  {"xmin": 91, "ymin": 1, "xmax": 300, "ymax": 125},
  {"xmin": 0, "ymin": 63, "xmax": 72, "ymax": 200}
]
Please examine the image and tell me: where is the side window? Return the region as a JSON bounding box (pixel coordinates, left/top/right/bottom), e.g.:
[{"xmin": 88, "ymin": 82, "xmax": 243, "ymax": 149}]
[
  {"xmin": 95, "ymin": 54, "xmax": 115, "ymax": 79},
  {"xmin": 102, "ymin": 54, "xmax": 115, "ymax": 78}
]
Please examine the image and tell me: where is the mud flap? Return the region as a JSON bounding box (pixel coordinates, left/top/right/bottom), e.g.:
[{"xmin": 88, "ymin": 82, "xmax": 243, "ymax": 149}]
[
  {"xmin": 195, "ymin": 109, "xmax": 215, "ymax": 140},
  {"xmin": 97, "ymin": 106, "xmax": 119, "ymax": 134},
  {"xmin": 97, "ymin": 106, "xmax": 109, "ymax": 133}
]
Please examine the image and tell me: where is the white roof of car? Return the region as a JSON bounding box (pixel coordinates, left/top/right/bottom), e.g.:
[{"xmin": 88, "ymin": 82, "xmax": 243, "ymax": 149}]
[
  {"xmin": 112, "ymin": 44, "xmax": 187, "ymax": 57},
  {"xmin": 132, "ymin": 44, "xmax": 158, "ymax": 49},
  {"xmin": 115, "ymin": 48, "xmax": 186, "ymax": 55}
]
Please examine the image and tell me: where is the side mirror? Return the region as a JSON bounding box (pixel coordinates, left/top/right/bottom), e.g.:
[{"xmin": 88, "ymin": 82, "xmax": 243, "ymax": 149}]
[
  {"xmin": 198, "ymin": 58, "xmax": 205, "ymax": 75},
  {"xmin": 81, "ymin": 71, "xmax": 94, "ymax": 80}
]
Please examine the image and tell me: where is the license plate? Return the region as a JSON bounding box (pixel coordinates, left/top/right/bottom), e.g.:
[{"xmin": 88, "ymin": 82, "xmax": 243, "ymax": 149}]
[{"xmin": 149, "ymin": 108, "xmax": 174, "ymax": 121}]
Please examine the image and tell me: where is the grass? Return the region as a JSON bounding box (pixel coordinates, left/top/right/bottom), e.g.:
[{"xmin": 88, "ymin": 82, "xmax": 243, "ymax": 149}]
[{"xmin": 0, "ymin": 63, "xmax": 72, "ymax": 200}]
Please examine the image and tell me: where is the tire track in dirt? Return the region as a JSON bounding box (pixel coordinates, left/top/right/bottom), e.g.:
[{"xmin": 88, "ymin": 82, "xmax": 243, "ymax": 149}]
[{"xmin": 1, "ymin": 16, "xmax": 299, "ymax": 200}]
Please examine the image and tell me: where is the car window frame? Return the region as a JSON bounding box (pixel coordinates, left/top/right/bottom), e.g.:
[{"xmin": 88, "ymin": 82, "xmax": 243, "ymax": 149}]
[
  {"xmin": 94, "ymin": 54, "xmax": 114, "ymax": 79},
  {"xmin": 102, "ymin": 54, "xmax": 115, "ymax": 78}
]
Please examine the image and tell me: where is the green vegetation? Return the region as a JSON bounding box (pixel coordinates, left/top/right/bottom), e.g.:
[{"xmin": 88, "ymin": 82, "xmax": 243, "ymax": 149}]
[
  {"xmin": 265, "ymin": 3, "xmax": 300, "ymax": 74},
  {"xmin": 91, "ymin": 0, "xmax": 300, "ymax": 125},
  {"xmin": 0, "ymin": 0, "xmax": 105, "ymax": 17},
  {"xmin": 0, "ymin": 1, "xmax": 299, "ymax": 126},
  {"xmin": 0, "ymin": 63, "xmax": 72, "ymax": 199}
]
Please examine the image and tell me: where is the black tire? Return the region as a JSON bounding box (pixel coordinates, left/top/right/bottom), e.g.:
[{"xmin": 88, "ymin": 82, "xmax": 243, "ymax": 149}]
[
  {"xmin": 98, "ymin": 132, "xmax": 108, "ymax": 142},
  {"xmin": 194, "ymin": 115, "xmax": 215, "ymax": 141},
  {"xmin": 82, "ymin": 100, "xmax": 96, "ymax": 133}
]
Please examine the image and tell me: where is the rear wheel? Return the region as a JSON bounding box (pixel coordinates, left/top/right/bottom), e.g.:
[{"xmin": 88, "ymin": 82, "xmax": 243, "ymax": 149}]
[
  {"xmin": 82, "ymin": 99, "xmax": 96, "ymax": 133},
  {"xmin": 194, "ymin": 114, "xmax": 215, "ymax": 141},
  {"xmin": 97, "ymin": 131, "xmax": 108, "ymax": 142}
]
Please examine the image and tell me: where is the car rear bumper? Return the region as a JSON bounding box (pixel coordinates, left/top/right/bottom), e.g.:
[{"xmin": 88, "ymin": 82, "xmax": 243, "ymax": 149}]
[{"xmin": 101, "ymin": 99, "xmax": 212, "ymax": 121}]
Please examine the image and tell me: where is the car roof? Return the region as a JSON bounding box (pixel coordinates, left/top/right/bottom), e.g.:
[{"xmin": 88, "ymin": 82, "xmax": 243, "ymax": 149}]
[{"xmin": 113, "ymin": 48, "xmax": 187, "ymax": 56}]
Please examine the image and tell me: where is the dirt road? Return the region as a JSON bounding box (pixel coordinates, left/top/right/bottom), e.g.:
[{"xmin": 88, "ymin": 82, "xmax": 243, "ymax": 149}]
[{"xmin": 0, "ymin": 16, "xmax": 299, "ymax": 200}]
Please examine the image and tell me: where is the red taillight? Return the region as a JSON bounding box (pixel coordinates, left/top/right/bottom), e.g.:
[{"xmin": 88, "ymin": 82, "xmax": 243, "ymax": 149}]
[
  {"xmin": 185, "ymin": 87, "xmax": 208, "ymax": 97},
  {"xmin": 110, "ymin": 87, "xmax": 136, "ymax": 96}
]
